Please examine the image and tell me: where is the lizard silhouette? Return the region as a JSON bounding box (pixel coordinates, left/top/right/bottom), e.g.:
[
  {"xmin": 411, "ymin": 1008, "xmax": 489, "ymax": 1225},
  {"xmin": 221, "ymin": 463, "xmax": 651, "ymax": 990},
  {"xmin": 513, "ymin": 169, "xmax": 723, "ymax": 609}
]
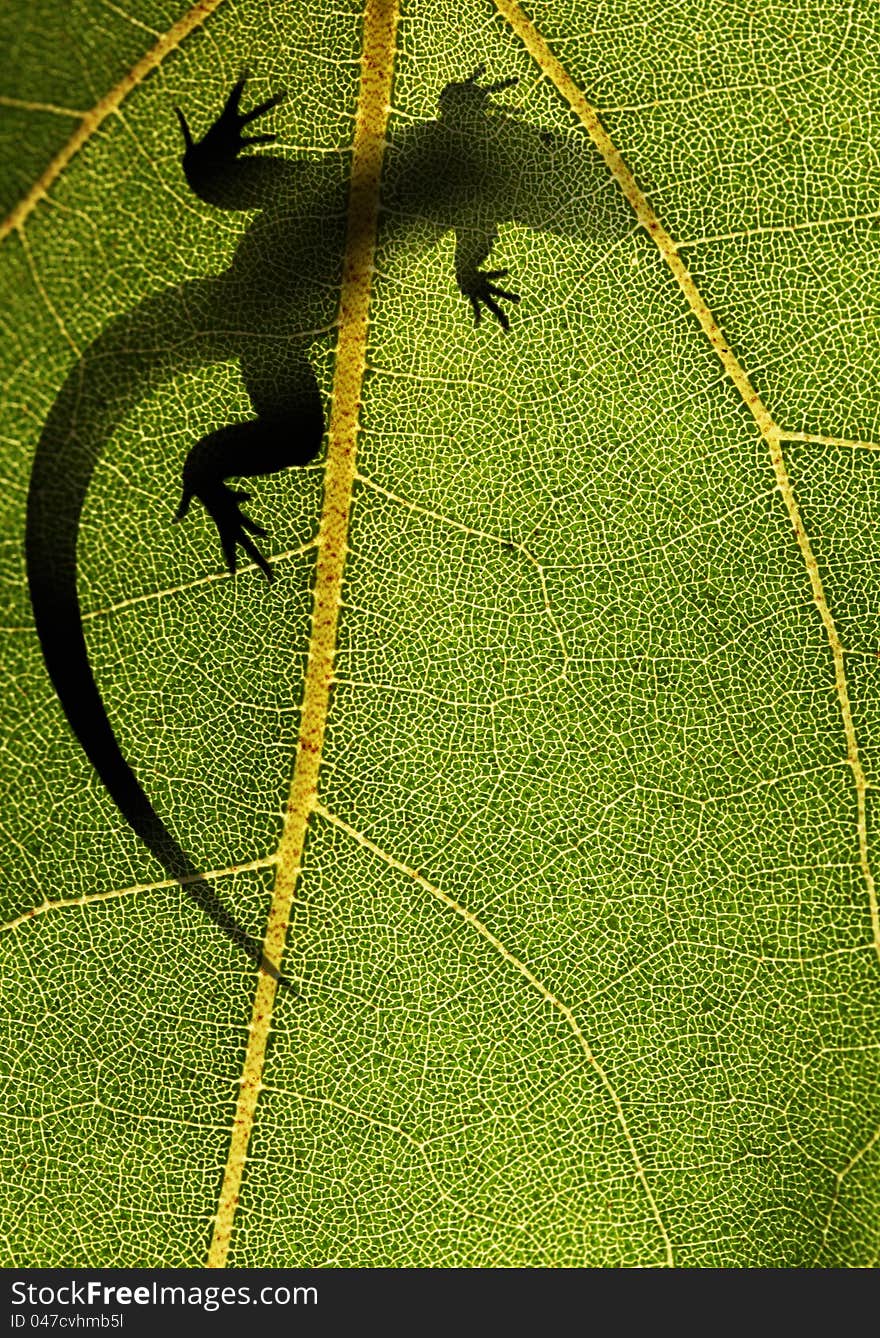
[{"xmin": 25, "ymin": 67, "xmax": 603, "ymax": 980}]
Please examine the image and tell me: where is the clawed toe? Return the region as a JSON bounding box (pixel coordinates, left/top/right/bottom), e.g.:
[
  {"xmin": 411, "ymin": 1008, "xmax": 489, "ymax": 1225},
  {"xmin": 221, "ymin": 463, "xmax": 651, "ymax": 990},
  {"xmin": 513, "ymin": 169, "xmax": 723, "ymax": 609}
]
[
  {"xmin": 176, "ymin": 480, "xmax": 274, "ymax": 581},
  {"xmin": 176, "ymin": 73, "xmax": 287, "ymax": 171},
  {"xmin": 459, "ymin": 266, "xmax": 521, "ymax": 330}
]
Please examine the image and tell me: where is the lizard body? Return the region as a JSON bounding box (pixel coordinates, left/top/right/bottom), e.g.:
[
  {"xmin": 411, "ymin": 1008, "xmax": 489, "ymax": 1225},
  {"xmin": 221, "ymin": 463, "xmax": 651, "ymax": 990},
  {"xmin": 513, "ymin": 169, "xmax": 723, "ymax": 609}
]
[{"xmin": 25, "ymin": 69, "xmax": 600, "ymax": 977}]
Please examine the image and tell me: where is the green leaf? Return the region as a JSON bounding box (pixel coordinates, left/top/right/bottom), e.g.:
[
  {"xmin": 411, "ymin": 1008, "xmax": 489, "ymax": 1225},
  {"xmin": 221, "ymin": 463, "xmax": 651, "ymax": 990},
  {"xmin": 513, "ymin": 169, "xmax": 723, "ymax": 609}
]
[{"xmin": 2, "ymin": 0, "xmax": 879, "ymax": 1268}]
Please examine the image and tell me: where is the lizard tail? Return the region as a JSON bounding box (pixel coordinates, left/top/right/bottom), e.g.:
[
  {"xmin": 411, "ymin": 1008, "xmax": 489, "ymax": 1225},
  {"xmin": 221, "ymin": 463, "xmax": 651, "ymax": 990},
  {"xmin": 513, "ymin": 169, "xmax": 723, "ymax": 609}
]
[{"xmin": 25, "ymin": 281, "xmax": 289, "ymax": 985}]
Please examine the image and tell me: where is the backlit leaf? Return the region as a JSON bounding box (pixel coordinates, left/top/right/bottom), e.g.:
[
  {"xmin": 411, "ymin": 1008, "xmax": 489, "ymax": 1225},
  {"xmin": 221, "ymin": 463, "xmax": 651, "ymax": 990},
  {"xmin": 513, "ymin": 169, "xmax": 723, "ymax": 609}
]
[{"xmin": 1, "ymin": 0, "xmax": 878, "ymax": 1267}]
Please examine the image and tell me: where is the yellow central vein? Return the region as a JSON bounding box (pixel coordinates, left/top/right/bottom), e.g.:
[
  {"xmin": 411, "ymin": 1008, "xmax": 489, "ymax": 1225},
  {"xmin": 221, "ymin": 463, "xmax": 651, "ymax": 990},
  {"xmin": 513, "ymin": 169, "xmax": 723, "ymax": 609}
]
[
  {"xmin": 493, "ymin": 0, "xmax": 880, "ymax": 969},
  {"xmin": 205, "ymin": 0, "xmax": 400, "ymax": 1270},
  {"xmin": 315, "ymin": 803, "xmax": 675, "ymax": 1268},
  {"xmin": 0, "ymin": 0, "xmax": 226, "ymax": 244}
]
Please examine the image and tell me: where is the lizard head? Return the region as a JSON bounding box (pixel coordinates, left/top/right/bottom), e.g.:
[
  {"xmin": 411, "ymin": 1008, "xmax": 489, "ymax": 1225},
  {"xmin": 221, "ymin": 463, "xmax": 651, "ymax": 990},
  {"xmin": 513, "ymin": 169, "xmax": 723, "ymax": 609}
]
[{"xmin": 438, "ymin": 65, "xmax": 521, "ymax": 124}]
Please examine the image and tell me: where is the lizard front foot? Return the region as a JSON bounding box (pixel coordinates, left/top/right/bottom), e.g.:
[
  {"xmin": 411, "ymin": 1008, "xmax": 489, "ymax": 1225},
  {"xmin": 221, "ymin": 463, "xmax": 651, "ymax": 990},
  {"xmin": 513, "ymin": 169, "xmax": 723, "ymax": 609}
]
[
  {"xmin": 457, "ymin": 268, "xmax": 521, "ymax": 331},
  {"xmin": 175, "ymin": 479, "xmax": 273, "ymax": 582}
]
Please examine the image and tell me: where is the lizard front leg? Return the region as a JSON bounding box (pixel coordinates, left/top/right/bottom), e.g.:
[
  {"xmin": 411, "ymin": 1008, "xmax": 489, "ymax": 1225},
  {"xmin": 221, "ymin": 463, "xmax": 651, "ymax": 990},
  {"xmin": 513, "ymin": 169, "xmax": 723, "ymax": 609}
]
[
  {"xmin": 177, "ymin": 72, "xmax": 288, "ymax": 211},
  {"xmin": 174, "ymin": 347, "xmax": 324, "ymax": 580}
]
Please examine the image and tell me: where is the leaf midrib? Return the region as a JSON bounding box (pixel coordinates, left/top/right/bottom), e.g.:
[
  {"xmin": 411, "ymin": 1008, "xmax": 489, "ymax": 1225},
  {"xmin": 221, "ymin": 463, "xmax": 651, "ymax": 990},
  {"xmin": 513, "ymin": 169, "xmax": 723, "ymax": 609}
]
[{"xmin": 205, "ymin": 0, "xmax": 403, "ymax": 1269}]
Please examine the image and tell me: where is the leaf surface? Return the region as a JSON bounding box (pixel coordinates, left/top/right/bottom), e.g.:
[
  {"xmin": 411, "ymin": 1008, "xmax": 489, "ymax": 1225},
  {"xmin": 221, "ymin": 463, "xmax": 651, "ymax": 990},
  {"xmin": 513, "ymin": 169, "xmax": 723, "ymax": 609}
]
[{"xmin": 1, "ymin": 0, "xmax": 878, "ymax": 1268}]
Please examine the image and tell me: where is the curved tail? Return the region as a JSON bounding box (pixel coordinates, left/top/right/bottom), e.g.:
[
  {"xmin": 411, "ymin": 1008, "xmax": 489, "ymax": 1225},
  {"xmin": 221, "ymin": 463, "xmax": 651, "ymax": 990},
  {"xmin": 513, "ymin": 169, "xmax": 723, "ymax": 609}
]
[{"xmin": 25, "ymin": 281, "xmax": 288, "ymax": 984}]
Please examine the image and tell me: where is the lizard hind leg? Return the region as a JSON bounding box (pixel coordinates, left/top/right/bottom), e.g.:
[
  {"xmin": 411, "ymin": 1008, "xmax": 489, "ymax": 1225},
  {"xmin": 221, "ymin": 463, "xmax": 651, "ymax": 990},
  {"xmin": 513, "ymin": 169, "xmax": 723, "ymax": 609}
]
[{"xmin": 175, "ymin": 343, "xmax": 324, "ymax": 580}]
